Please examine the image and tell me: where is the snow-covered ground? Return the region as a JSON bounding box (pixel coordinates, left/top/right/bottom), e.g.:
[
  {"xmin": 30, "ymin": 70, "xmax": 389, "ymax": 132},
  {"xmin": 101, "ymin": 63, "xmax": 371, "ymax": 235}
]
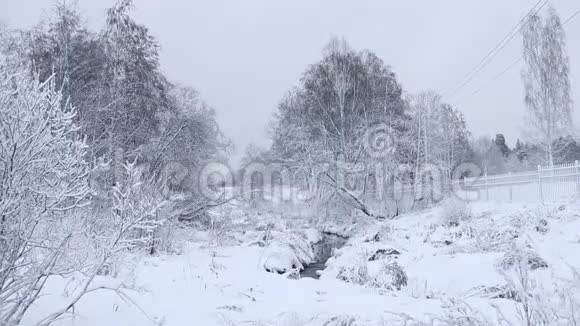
[{"xmin": 24, "ymin": 199, "xmax": 580, "ymax": 325}]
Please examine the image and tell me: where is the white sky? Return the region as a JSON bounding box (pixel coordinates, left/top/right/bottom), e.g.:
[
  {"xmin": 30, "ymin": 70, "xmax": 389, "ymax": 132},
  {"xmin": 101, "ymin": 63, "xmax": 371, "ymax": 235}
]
[{"xmin": 1, "ymin": 0, "xmax": 580, "ymax": 165}]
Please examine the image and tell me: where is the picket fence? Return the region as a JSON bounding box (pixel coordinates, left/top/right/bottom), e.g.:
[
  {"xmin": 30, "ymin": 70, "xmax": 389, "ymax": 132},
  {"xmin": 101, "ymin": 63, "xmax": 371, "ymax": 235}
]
[{"xmin": 454, "ymin": 160, "xmax": 580, "ymax": 203}]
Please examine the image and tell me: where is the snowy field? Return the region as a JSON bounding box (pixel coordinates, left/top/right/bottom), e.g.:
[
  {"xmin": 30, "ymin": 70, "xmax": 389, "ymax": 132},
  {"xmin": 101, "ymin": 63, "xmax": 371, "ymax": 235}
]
[
  {"xmin": 23, "ymin": 198, "xmax": 580, "ymax": 326},
  {"xmin": 3, "ymin": 2, "xmax": 579, "ymax": 325}
]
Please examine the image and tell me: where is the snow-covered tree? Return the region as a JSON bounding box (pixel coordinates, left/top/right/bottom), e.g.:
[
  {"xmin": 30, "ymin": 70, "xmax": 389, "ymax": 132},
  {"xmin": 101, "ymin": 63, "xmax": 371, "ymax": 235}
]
[
  {"xmin": 101, "ymin": 0, "xmax": 169, "ymax": 186},
  {"xmin": 270, "ymin": 37, "xmax": 408, "ymax": 218},
  {"xmin": 521, "ymin": 7, "xmax": 573, "ymax": 166},
  {"xmin": 141, "ymin": 85, "xmax": 231, "ymax": 223},
  {"xmin": 33, "ymin": 159, "xmax": 172, "ymax": 326},
  {"xmin": 0, "ymin": 67, "xmax": 89, "ymax": 325},
  {"xmin": 409, "ymin": 91, "xmax": 470, "ymax": 199},
  {"xmin": 493, "ymin": 134, "xmax": 510, "ymax": 157},
  {"xmin": 148, "ymin": 86, "xmax": 230, "ymax": 177},
  {"xmin": 11, "ymin": 1, "xmax": 170, "ymax": 187}
]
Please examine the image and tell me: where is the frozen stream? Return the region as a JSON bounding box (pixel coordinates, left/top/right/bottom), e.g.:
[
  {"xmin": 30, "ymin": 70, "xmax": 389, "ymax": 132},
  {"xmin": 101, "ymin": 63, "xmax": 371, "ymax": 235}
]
[{"xmin": 300, "ymin": 233, "xmax": 348, "ymax": 279}]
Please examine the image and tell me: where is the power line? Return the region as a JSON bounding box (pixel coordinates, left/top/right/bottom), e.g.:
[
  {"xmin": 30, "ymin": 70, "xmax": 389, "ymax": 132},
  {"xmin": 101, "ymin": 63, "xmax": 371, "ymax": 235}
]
[
  {"xmin": 444, "ymin": 0, "xmax": 548, "ymax": 100},
  {"xmin": 452, "ymin": 6, "xmax": 580, "ymax": 107},
  {"xmin": 441, "ymin": 0, "xmax": 549, "ymax": 100}
]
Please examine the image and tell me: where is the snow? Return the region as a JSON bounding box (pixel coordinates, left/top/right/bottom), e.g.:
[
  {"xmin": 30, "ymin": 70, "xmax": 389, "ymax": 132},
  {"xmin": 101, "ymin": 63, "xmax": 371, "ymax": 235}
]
[
  {"xmin": 261, "ymin": 242, "xmax": 304, "ymax": 273},
  {"xmin": 23, "ymin": 199, "xmax": 580, "ymax": 325}
]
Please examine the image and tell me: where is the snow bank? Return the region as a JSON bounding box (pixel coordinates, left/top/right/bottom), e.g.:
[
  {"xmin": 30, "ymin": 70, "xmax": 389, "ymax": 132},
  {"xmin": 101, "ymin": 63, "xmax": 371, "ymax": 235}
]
[
  {"xmin": 23, "ymin": 200, "xmax": 580, "ymax": 326},
  {"xmin": 260, "ymin": 229, "xmax": 319, "ymax": 274}
]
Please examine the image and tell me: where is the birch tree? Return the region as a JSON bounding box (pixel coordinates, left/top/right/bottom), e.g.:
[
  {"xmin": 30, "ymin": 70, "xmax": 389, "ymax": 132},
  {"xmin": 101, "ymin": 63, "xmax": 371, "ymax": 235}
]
[
  {"xmin": 521, "ymin": 7, "xmax": 573, "ymax": 166},
  {"xmin": 409, "ymin": 91, "xmax": 470, "ymax": 202},
  {"xmin": 270, "ymin": 37, "xmax": 408, "ymax": 218}
]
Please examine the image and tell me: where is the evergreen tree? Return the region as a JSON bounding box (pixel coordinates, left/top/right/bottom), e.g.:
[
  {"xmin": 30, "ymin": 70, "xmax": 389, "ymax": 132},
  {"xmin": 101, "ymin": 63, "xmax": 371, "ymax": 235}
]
[
  {"xmin": 513, "ymin": 139, "xmax": 528, "ymax": 162},
  {"xmin": 493, "ymin": 134, "xmax": 510, "ymax": 157}
]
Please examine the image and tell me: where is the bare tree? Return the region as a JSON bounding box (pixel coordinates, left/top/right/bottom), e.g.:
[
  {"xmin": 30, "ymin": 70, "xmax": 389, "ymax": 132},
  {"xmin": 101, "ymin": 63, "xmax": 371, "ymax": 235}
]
[
  {"xmin": 521, "ymin": 7, "xmax": 573, "ymax": 166},
  {"xmin": 409, "ymin": 91, "xmax": 470, "ymax": 204},
  {"xmin": 270, "ymin": 37, "xmax": 408, "ymax": 219}
]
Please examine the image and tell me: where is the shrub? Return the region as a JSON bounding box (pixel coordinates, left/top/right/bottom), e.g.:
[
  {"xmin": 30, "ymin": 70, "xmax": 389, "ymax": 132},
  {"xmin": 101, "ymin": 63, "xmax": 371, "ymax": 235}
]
[
  {"xmin": 336, "ymin": 252, "xmax": 408, "ymax": 292},
  {"xmin": 337, "ymin": 263, "xmax": 369, "ymax": 286},
  {"xmin": 0, "ymin": 70, "xmax": 90, "ymax": 325},
  {"xmin": 498, "ymin": 244, "xmax": 548, "ymax": 271},
  {"xmin": 442, "ymin": 198, "xmax": 472, "ymax": 227},
  {"xmin": 369, "ymin": 261, "xmax": 408, "ymax": 291}
]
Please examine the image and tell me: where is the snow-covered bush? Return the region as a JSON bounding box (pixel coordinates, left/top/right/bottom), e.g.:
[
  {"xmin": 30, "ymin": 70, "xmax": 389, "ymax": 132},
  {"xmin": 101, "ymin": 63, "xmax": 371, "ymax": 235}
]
[
  {"xmin": 386, "ymin": 299, "xmax": 505, "ymax": 326},
  {"xmin": 553, "ymin": 269, "xmax": 580, "ymax": 324},
  {"xmin": 441, "ymin": 198, "xmax": 472, "ymax": 227},
  {"xmin": 368, "ymin": 261, "xmax": 408, "ymax": 291},
  {"xmin": 435, "ymin": 299, "xmax": 497, "ymax": 326},
  {"xmin": 334, "ymin": 248, "xmax": 407, "ymax": 292},
  {"xmin": 403, "ymin": 279, "xmax": 444, "ymax": 300},
  {"xmin": 261, "ymin": 230, "xmax": 316, "ymax": 274},
  {"xmin": 449, "ymin": 222, "xmax": 518, "ymax": 254},
  {"xmin": 154, "ymin": 216, "xmax": 186, "ymax": 254},
  {"xmin": 501, "ymin": 265, "xmax": 580, "ymax": 326},
  {"xmin": 108, "ymin": 160, "xmax": 169, "ymax": 254},
  {"xmin": 501, "ymin": 255, "xmax": 554, "ymax": 326},
  {"xmin": 497, "ymin": 243, "xmax": 548, "ymax": 271},
  {"xmin": 0, "ymin": 70, "xmax": 90, "ymax": 325},
  {"xmin": 471, "ymin": 227, "xmax": 518, "ymax": 253},
  {"xmin": 207, "ymin": 210, "xmax": 233, "ymax": 247},
  {"xmin": 509, "ymin": 209, "xmax": 553, "ymax": 235},
  {"xmin": 319, "ymin": 315, "xmax": 361, "ymax": 326},
  {"xmin": 336, "ymin": 259, "xmax": 370, "ymax": 286},
  {"xmin": 441, "ymin": 299, "xmax": 503, "ymax": 326},
  {"xmin": 262, "ymin": 242, "xmax": 304, "ymax": 274},
  {"xmin": 496, "ymin": 242, "xmax": 580, "ymax": 326}
]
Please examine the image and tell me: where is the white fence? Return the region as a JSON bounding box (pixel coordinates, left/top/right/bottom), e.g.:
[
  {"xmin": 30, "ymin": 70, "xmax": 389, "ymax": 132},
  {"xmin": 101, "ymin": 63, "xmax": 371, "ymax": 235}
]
[{"xmin": 456, "ymin": 161, "xmax": 580, "ymax": 203}]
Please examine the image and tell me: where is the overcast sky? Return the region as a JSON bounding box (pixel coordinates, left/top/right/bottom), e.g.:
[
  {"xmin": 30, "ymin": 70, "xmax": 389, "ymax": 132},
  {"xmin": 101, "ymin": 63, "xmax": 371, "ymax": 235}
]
[{"xmin": 1, "ymin": 0, "xmax": 579, "ymax": 164}]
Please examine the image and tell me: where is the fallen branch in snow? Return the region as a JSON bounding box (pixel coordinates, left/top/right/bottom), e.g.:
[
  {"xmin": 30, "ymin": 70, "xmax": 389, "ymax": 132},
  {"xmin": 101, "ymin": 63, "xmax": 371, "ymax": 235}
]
[
  {"xmin": 177, "ymin": 195, "xmax": 238, "ymax": 222},
  {"xmin": 322, "ymin": 172, "xmax": 387, "ymax": 220},
  {"xmin": 273, "ymin": 160, "xmax": 387, "ymax": 220}
]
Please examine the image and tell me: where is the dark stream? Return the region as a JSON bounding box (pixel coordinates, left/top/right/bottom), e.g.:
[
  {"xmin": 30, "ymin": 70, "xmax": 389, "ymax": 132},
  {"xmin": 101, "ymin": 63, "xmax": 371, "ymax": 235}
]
[{"xmin": 301, "ymin": 233, "xmax": 348, "ymax": 279}]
